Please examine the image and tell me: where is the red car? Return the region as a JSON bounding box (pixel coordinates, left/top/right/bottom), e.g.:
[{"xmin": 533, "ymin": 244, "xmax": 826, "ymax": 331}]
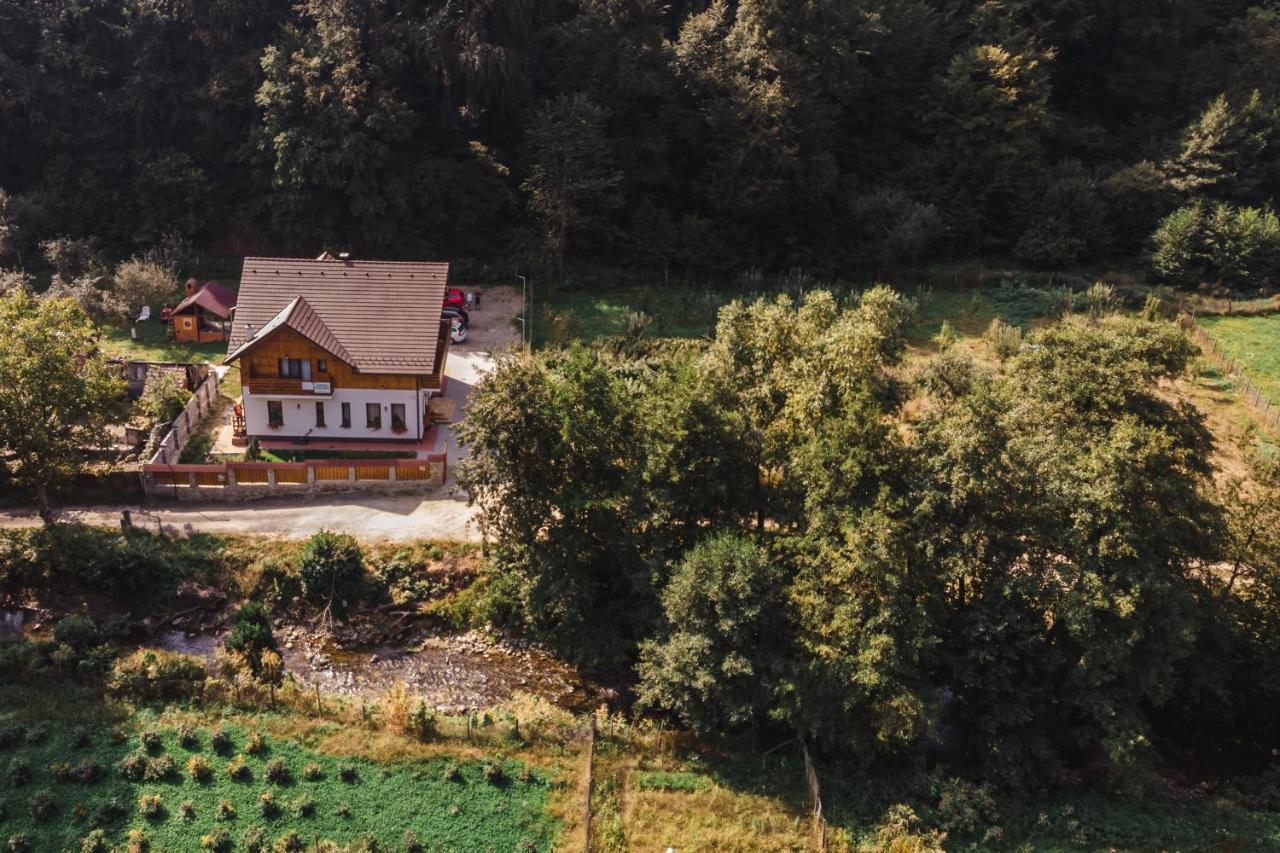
[{"xmin": 444, "ymin": 288, "xmax": 471, "ymax": 310}]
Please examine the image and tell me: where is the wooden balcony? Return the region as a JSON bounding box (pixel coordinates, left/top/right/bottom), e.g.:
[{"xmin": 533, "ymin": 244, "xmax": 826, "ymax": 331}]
[{"xmin": 244, "ymin": 378, "xmax": 334, "ymax": 396}]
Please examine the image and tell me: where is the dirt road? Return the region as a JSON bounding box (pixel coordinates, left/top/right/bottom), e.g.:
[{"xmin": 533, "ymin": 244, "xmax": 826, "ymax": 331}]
[{"xmin": 0, "ymin": 492, "xmax": 481, "ymax": 542}]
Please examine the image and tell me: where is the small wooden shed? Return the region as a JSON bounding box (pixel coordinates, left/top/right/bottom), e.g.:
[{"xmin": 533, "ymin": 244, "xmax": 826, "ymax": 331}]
[{"xmin": 171, "ymin": 279, "xmax": 236, "ymax": 343}]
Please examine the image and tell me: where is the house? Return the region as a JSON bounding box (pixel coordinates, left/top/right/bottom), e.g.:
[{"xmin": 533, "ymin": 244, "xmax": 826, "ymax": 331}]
[
  {"xmin": 170, "ymin": 279, "xmax": 237, "ymax": 343},
  {"xmin": 223, "ymin": 256, "xmax": 451, "ymax": 443}
]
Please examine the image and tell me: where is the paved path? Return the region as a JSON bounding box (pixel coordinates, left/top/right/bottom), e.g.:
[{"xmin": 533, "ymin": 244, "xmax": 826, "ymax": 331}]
[{"xmin": 0, "ymin": 493, "xmax": 481, "ymax": 543}]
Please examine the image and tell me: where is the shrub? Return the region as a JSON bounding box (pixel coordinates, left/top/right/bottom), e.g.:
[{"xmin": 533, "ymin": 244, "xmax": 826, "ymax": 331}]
[
  {"xmin": 335, "ymin": 802, "xmax": 350, "ymax": 817},
  {"xmin": 200, "ymin": 827, "xmax": 231, "ymax": 852},
  {"xmin": 0, "ymin": 723, "xmax": 23, "ymax": 749},
  {"xmin": 299, "ymin": 530, "xmax": 365, "ymax": 615},
  {"xmin": 302, "ymin": 762, "xmax": 323, "ymax": 781},
  {"xmin": 23, "ymin": 722, "xmax": 49, "ymax": 744},
  {"xmin": 245, "ymin": 730, "xmax": 266, "ymax": 755},
  {"xmin": 29, "ymin": 789, "xmax": 56, "ymax": 822},
  {"xmin": 6, "ymin": 834, "xmax": 32, "ymax": 853},
  {"xmin": 137, "ymin": 793, "xmax": 164, "ymax": 820},
  {"xmin": 177, "ymin": 724, "xmax": 199, "ymax": 749},
  {"xmin": 79, "ymin": 829, "xmax": 111, "ymax": 853},
  {"xmin": 187, "ymin": 754, "xmax": 213, "ymax": 782},
  {"xmin": 226, "ymin": 755, "xmax": 251, "ymax": 781},
  {"xmin": 110, "ymin": 650, "xmax": 206, "ymax": 701},
  {"xmin": 118, "ymin": 751, "xmax": 148, "ymax": 781},
  {"xmin": 224, "ymin": 602, "xmax": 277, "ymax": 675},
  {"xmin": 69, "ymin": 725, "xmax": 91, "ymax": 748},
  {"xmin": 242, "ymin": 825, "xmax": 269, "ymax": 853},
  {"xmin": 264, "ymin": 757, "xmax": 290, "ymax": 784},
  {"xmin": 984, "ymin": 317, "xmax": 1023, "ymax": 361},
  {"xmin": 273, "ymin": 831, "xmax": 306, "ymax": 852},
  {"xmin": 217, "ymin": 799, "xmax": 236, "ymax": 820},
  {"xmin": 7, "ymin": 758, "xmax": 31, "ymax": 786},
  {"xmin": 140, "ymin": 730, "xmax": 162, "ymax": 752},
  {"xmin": 143, "ymin": 755, "xmax": 175, "ymax": 781},
  {"xmin": 442, "ymin": 762, "xmax": 461, "ymax": 782},
  {"xmin": 210, "ymin": 727, "xmax": 232, "ymax": 754},
  {"xmin": 91, "ymin": 797, "xmax": 125, "ymax": 827},
  {"xmin": 50, "ymin": 761, "xmax": 71, "ymax": 782},
  {"xmin": 179, "ymin": 800, "xmax": 196, "ymax": 820},
  {"xmin": 258, "ymin": 790, "xmax": 278, "ymax": 817},
  {"xmin": 125, "ymin": 828, "xmax": 148, "ymax": 853},
  {"xmin": 935, "ymin": 777, "xmax": 1000, "ymax": 836},
  {"xmin": 483, "ymin": 760, "xmax": 504, "ymax": 785},
  {"xmin": 338, "ymin": 764, "xmax": 358, "ymax": 783},
  {"xmin": 73, "ymin": 758, "xmax": 101, "ymax": 784},
  {"xmin": 403, "ymin": 830, "xmax": 423, "ymax": 852},
  {"xmin": 291, "ymin": 795, "xmax": 316, "ymax": 818},
  {"xmin": 1151, "ymin": 200, "xmax": 1280, "ymax": 287},
  {"xmin": 859, "ymin": 804, "xmax": 944, "ymax": 853}
]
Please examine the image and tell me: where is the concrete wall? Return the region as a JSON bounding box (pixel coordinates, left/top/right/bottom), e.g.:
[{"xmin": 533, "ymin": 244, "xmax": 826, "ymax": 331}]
[
  {"xmin": 243, "ymin": 387, "xmax": 425, "ymax": 441},
  {"xmin": 142, "ymin": 459, "xmax": 447, "ymax": 501}
]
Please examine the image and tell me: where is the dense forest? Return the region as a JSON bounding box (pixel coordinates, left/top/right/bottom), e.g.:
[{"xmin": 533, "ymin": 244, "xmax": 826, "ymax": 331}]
[{"xmin": 3, "ymin": 0, "xmax": 1280, "ymax": 280}]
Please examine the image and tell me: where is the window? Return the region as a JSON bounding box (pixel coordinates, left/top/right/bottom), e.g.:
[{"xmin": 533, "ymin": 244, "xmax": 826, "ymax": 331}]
[
  {"xmin": 316, "ymin": 359, "xmax": 327, "ymax": 374},
  {"xmin": 267, "ymin": 400, "xmax": 284, "ymax": 428},
  {"xmin": 315, "ymin": 402, "xmax": 326, "ymax": 428},
  {"xmin": 391, "ymin": 403, "xmax": 407, "ymax": 432},
  {"xmin": 278, "ymin": 358, "xmax": 311, "ymax": 380},
  {"xmin": 340, "ymin": 402, "xmax": 351, "ymax": 428},
  {"xmin": 366, "ymin": 402, "xmax": 382, "ymax": 430}
]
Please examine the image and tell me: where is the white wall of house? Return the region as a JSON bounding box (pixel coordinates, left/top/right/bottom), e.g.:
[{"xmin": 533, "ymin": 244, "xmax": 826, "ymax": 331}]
[{"xmin": 243, "ymin": 387, "xmax": 424, "ymax": 441}]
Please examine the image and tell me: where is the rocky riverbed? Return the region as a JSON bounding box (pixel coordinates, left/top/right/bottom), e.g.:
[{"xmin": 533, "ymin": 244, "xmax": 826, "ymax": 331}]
[{"xmin": 157, "ymin": 623, "xmax": 607, "ymax": 715}]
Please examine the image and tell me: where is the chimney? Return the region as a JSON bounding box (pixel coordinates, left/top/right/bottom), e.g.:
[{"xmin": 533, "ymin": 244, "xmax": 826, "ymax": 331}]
[{"xmin": 185, "ymin": 278, "xmax": 198, "ymax": 297}]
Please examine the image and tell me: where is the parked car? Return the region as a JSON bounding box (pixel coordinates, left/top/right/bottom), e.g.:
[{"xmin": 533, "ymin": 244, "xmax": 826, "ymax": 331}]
[{"xmin": 442, "ymin": 307, "xmax": 468, "ymax": 343}]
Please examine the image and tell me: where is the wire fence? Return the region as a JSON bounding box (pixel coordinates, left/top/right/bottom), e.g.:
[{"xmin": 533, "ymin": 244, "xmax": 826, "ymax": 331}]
[{"xmin": 1180, "ymin": 313, "xmax": 1280, "ymax": 432}]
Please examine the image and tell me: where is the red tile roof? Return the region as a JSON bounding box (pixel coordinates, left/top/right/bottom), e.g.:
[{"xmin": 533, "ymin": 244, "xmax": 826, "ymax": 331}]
[
  {"xmin": 224, "ymin": 257, "xmax": 450, "ymax": 375},
  {"xmin": 172, "ymin": 280, "xmax": 236, "ymax": 318}
]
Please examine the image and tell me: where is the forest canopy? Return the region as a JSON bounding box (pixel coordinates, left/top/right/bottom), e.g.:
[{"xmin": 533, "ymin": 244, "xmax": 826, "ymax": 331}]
[{"xmin": 3, "ymin": 0, "xmax": 1280, "ymax": 280}]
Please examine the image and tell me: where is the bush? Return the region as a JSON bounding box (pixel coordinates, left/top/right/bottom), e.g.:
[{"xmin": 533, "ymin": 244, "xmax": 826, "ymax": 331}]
[
  {"xmin": 217, "ymin": 799, "xmax": 236, "ymax": 820},
  {"xmin": 118, "ymin": 751, "xmax": 148, "ymax": 781},
  {"xmin": 6, "ymin": 759, "xmax": 30, "ymax": 786},
  {"xmin": 143, "ymin": 755, "xmax": 175, "ymax": 782},
  {"xmin": 226, "ymin": 755, "xmax": 251, "ymax": 781},
  {"xmin": 110, "ymin": 650, "xmax": 206, "ymax": 701},
  {"xmin": 335, "ymin": 802, "xmax": 350, "ymax": 817},
  {"xmin": 188, "ymin": 754, "xmax": 213, "ymax": 782},
  {"xmin": 338, "ymin": 764, "xmax": 358, "ymax": 783},
  {"xmin": 302, "ymin": 762, "xmax": 323, "ymax": 781},
  {"xmin": 177, "ymin": 724, "xmax": 199, "ymax": 749},
  {"xmin": 291, "ymin": 795, "xmax": 315, "ymax": 818},
  {"xmin": 91, "ymin": 797, "xmax": 125, "ymax": 827},
  {"xmin": 70, "ymin": 725, "xmax": 91, "ymax": 748},
  {"xmin": 6, "ymin": 834, "xmax": 31, "ymax": 853},
  {"xmin": 984, "ymin": 317, "xmax": 1023, "ymax": 361},
  {"xmin": 72, "ymin": 758, "xmax": 101, "ymax": 784},
  {"xmin": 483, "ymin": 760, "xmax": 504, "ymax": 785},
  {"xmin": 245, "ymin": 730, "xmax": 266, "ymax": 755},
  {"xmin": 258, "ymin": 790, "xmax": 278, "ymax": 817},
  {"xmin": 23, "ymin": 722, "xmax": 49, "ymax": 745},
  {"xmin": 299, "ymin": 531, "xmax": 365, "ymax": 615},
  {"xmin": 140, "ymin": 730, "xmax": 162, "ymax": 752},
  {"xmin": 273, "ymin": 831, "xmax": 306, "ymax": 852},
  {"xmin": 78, "ymin": 829, "xmax": 111, "ymax": 853},
  {"xmin": 200, "ymin": 827, "xmax": 231, "ymax": 852},
  {"xmin": 935, "ymin": 777, "xmax": 1000, "ymax": 835},
  {"xmin": 442, "ymin": 762, "xmax": 461, "ymax": 783},
  {"xmin": 179, "ymin": 800, "xmax": 196, "ymax": 820},
  {"xmin": 242, "ymin": 825, "xmax": 269, "ymax": 853},
  {"xmin": 1151, "ymin": 200, "xmax": 1280, "ymax": 287},
  {"xmin": 125, "ymin": 828, "xmax": 148, "ymax": 853},
  {"xmin": 137, "ymin": 793, "xmax": 164, "ymax": 820},
  {"xmin": 224, "ymin": 602, "xmax": 277, "ymax": 675},
  {"xmin": 29, "ymin": 789, "xmax": 56, "ymax": 822},
  {"xmin": 264, "ymin": 757, "xmax": 290, "ymax": 784},
  {"xmin": 210, "ymin": 727, "xmax": 232, "ymax": 754}
]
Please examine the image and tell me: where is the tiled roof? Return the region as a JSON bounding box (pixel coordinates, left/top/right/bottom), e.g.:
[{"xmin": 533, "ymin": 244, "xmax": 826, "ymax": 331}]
[
  {"xmin": 224, "ymin": 297, "xmax": 356, "ymax": 366},
  {"xmin": 224, "ymin": 256, "xmax": 450, "ymax": 375},
  {"xmin": 172, "ymin": 280, "xmax": 236, "ymax": 318}
]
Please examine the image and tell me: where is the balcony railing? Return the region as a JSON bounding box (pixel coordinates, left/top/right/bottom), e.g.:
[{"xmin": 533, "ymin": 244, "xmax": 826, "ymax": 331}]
[{"xmin": 244, "ymin": 379, "xmax": 334, "ymax": 396}]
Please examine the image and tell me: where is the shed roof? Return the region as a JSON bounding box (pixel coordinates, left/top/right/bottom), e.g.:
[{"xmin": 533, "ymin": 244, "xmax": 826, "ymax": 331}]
[
  {"xmin": 224, "ymin": 257, "xmax": 450, "ymax": 375},
  {"xmin": 172, "ymin": 280, "xmax": 236, "ymax": 318}
]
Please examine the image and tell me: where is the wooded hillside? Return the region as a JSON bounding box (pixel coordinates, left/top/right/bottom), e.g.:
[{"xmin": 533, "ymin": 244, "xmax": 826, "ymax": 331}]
[{"xmin": 3, "ymin": 0, "xmax": 1280, "ymax": 278}]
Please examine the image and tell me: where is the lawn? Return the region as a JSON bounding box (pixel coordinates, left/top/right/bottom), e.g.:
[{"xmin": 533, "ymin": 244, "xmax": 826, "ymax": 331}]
[
  {"xmin": 100, "ymin": 319, "xmax": 229, "ymax": 365},
  {"xmin": 1198, "ymin": 312, "xmax": 1280, "ymax": 404},
  {"xmin": 0, "ymin": 694, "xmax": 555, "ymax": 851}
]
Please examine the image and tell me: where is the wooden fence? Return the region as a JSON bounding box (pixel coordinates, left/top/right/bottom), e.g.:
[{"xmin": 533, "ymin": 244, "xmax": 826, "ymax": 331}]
[
  {"xmin": 142, "ymin": 456, "xmax": 448, "ymax": 498},
  {"xmin": 1181, "ymin": 314, "xmax": 1280, "ymax": 432},
  {"xmin": 147, "ymin": 370, "xmax": 222, "ymax": 465}
]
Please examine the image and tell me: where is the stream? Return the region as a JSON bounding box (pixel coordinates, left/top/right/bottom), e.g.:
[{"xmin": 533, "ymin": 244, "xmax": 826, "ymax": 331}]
[{"xmin": 156, "ymin": 624, "xmax": 606, "ymax": 714}]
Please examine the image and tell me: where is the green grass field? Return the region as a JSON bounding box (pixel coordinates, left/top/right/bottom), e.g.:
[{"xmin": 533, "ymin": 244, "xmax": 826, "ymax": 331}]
[
  {"xmin": 1198, "ymin": 312, "xmax": 1280, "ymax": 403},
  {"xmin": 100, "ymin": 320, "xmax": 228, "ymax": 365},
  {"xmin": 0, "ymin": 702, "xmax": 554, "ymax": 851}
]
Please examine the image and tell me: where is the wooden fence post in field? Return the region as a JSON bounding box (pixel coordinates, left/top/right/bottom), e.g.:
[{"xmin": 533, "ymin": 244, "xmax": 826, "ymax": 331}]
[
  {"xmin": 583, "ymin": 712, "xmax": 596, "ymax": 845},
  {"xmin": 799, "ymin": 737, "xmax": 829, "ymax": 852}
]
